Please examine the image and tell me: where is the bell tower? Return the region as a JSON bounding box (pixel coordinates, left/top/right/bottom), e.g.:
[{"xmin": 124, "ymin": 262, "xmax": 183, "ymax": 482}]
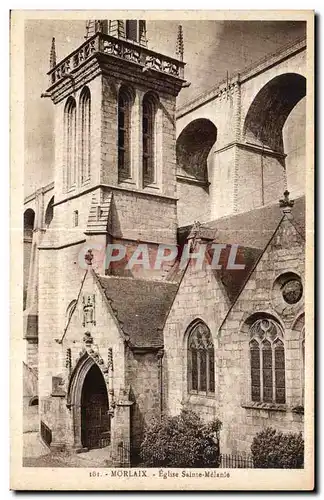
[
  {"xmin": 44, "ymin": 20, "xmax": 186, "ymax": 255},
  {"xmin": 37, "ymin": 21, "xmax": 187, "ymax": 403}
]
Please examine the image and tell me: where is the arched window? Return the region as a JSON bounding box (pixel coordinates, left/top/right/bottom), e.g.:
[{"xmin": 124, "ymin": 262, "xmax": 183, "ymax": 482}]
[
  {"xmin": 29, "ymin": 396, "xmax": 39, "ymax": 406},
  {"xmin": 187, "ymin": 321, "xmax": 215, "ymax": 395},
  {"xmin": 118, "ymin": 87, "xmax": 132, "ymax": 180},
  {"xmin": 64, "ymin": 97, "xmax": 77, "ymax": 189},
  {"xmin": 80, "ymin": 88, "xmax": 91, "ymax": 183},
  {"xmin": 142, "ymin": 94, "xmax": 157, "ymax": 186},
  {"xmin": 249, "ymin": 318, "xmax": 286, "ymax": 404}
]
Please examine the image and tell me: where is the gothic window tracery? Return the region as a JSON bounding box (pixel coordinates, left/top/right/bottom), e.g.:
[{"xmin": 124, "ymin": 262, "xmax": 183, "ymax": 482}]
[
  {"xmin": 80, "ymin": 87, "xmax": 91, "ymax": 183},
  {"xmin": 118, "ymin": 87, "xmax": 132, "ymax": 180},
  {"xmin": 187, "ymin": 321, "xmax": 215, "ymax": 396},
  {"xmin": 249, "ymin": 318, "xmax": 286, "ymax": 404},
  {"xmin": 282, "ymin": 279, "xmax": 303, "ymax": 305},
  {"xmin": 142, "ymin": 94, "xmax": 157, "ymax": 186},
  {"xmin": 64, "ymin": 97, "xmax": 77, "ymax": 189}
]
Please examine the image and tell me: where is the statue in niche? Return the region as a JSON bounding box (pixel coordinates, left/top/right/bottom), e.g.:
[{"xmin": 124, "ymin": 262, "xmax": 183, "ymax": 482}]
[{"xmin": 82, "ymin": 294, "xmax": 96, "ymax": 327}]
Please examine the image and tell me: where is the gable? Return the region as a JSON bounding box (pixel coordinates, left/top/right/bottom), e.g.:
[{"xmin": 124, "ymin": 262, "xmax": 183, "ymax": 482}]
[
  {"xmin": 164, "ymin": 253, "xmax": 232, "ymax": 337},
  {"xmin": 220, "ymin": 213, "xmax": 305, "ymax": 330},
  {"xmin": 63, "ymin": 268, "xmax": 125, "ymax": 350}
]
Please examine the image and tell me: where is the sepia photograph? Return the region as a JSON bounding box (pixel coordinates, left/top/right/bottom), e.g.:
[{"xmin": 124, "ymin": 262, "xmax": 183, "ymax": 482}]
[{"xmin": 11, "ymin": 9, "xmax": 314, "ymax": 490}]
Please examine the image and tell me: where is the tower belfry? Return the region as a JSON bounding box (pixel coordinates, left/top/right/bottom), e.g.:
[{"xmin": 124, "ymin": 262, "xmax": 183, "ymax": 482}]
[
  {"xmin": 85, "ymin": 20, "xmax": 108, "ymax": 38},
  {"xmin": 44, "ymin": 18, "xmax": 187, "ymax": 271},
  {"xmin": 84, "ymin": 19, "xmax": 147, "ymax": 46}
]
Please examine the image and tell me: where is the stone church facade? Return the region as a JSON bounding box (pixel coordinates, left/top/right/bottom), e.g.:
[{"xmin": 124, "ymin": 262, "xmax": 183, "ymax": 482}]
[{"xmin": 23, "ymin": 19, "xmax": 306, "ymax": 465}]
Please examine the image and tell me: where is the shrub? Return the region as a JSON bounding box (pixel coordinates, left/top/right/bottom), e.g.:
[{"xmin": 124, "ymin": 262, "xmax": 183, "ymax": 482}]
[
  {"xmin": 140, "ymin": 408, "xmax": 222, "ymax": 468},
  {"xmin": 251, "ymin": 427, "xmax": 304, "ymax": 468}
]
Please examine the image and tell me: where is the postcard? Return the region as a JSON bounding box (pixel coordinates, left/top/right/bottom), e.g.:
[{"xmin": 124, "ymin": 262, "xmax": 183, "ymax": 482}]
[{"xmin": 11, "ymin": 9, "xmax": 314, "ymax": 490}]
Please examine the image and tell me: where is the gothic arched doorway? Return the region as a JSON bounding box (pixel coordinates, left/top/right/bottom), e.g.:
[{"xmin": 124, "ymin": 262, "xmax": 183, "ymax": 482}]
[{"xmin": 81, "ymin": 363, "xmax": 110, "ymax": 449}]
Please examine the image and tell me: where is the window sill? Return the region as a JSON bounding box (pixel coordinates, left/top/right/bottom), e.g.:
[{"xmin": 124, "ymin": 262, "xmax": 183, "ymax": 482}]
[
  {"xmin": 242, "ymin": 402, "xmax": 288, "ymax": 412},
  {"xmin": 292, "ymin": 405, "xmax": 304, "ymax": 415},
  {"xmin": 143, "ymin": 182, "xmax": 160, "ymax": 191},
  {"xmin": 118, "ymin": 177, "xmax": 136, "ymax": 187},
  {"xmin": 188, "ymin": 393, "xmax": 216, "ymax": 405}
]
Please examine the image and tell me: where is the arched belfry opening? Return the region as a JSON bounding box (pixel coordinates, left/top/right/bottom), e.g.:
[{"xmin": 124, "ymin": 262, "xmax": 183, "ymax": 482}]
[
  {"xmin": 81, "ymin": 363, "xmax": 110, "ymax": 450},
  {"xmin": 244, "ymin": 73, "xmax": 306, "ymax": 155},
  {"xmin": 176, "ymin": 118, "xmax": 217, "ymax": 183}
]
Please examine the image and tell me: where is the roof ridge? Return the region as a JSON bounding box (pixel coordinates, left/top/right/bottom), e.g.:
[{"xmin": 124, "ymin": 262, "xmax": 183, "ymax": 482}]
[
  {"xmin": 202, "ymin": 196, "xmax": 305, "ymax": 226},
  {"xmin": 97, "ymin": 274, "xmax": 178, "ymax": 286}
]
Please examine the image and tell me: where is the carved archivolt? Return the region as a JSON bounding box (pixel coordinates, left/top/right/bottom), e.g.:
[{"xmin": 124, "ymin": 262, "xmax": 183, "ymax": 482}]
[{"xmin": 66, "ymin": 332, "xmax": 115, "ymax": 416}]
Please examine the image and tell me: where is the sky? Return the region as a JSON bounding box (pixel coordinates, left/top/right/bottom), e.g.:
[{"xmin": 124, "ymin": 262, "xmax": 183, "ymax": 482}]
[{"xmin": 24, "ymin": 19, "xmax": 306, "ymax": 197}]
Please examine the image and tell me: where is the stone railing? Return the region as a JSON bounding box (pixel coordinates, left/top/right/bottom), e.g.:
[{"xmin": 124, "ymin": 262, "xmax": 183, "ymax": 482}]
[{"xmin": 48, "ymin": 33, "xmax": 185, "ymax": 87}]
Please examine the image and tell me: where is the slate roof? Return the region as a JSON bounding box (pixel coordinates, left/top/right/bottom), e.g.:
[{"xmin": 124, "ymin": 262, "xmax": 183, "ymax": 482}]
[
  {"xmin": 95, "ymin": 198, "xmax": 305, "ymax": 346},
  {"xmin": 178, "ymin": 196, "xmax": 305, "ymax": 249},
  {"xmin": 96, "ymin": 275, "xmax": 178, "ymax": 348},
  {"xmin": 209, "ymin": 245, "xmax": 263, "ymax": 303},
  {"xmin": 170, "ymin": 197, "xmax": 305, "ymax": 303}
]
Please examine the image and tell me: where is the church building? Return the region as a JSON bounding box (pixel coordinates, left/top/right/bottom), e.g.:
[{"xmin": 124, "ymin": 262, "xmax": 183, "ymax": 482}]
[{"xmin": 23, "ymin": 19, "xmax": 306, "ymax": 465}]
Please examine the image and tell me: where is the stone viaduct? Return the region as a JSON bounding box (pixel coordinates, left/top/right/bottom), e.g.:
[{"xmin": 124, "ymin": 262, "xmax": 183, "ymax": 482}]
[{"xmin": 176, "ymin": 37, "xmax": 306, "ymax": 225}]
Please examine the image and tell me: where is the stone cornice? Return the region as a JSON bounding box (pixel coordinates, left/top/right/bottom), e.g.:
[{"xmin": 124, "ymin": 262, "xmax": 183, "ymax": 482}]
[
  {"xmin": 53, "ymin": 183, "xmax": 178, "ymax": 208},
  {"xmin": 214, "ymin": 141, "xmax": 287, "ymax": 160}
]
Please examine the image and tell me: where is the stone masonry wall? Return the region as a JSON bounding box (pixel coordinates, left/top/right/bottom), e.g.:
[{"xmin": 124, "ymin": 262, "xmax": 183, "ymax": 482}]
[
  {"xmin": 176, "ymin": 180, "xmax": 210, "ymax": 227},
  {"xmin": 235, "ymin": 147, "xmax": 286, "ymax": 214},
  {"xmin": 163, "ymin": 260, "xmax": 231, "ymax": 420},
  {"xmin": 163, "ymin": 214, "xmax": 305, "ymax": 456},
  {"xmin": 110, "ymin": 188, "xmax": 177, "ymax": 245},
  {"xmin": 217, "ymin": 216, "xmax": 305, "ymax": 454},
  {"xmin": 126, "ymin": 349, "xmax": 162, "ymax": 457}
]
